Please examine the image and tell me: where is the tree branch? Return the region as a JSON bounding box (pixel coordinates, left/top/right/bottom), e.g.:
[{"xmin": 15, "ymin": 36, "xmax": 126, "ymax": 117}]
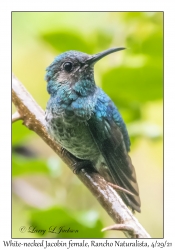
[
  {"xmin": 12, "ymin": 73, "xmax": 151, "ymax": 238},
  {"xmin": 12, "ymin": 111, "xmax": 22, "ymax": 123}
]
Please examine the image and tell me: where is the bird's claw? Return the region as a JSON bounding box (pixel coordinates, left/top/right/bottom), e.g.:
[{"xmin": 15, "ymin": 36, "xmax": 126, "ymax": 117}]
[
  {"xmin": 61, "ymin": 147, "xmax": 66, "ymax": 157},
  {"xmin": 72, "ymin": 162, "xmax": 82, "ymax": 174},
  {"xmin": 72, "ymin": 161, "xmax": 91, "ymax": 174},
  {"xmin": 72, "ymin": 162, "xmax": 85, "ymax": 174}
]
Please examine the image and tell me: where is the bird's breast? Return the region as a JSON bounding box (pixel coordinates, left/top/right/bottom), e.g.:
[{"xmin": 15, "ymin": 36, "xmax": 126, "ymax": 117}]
[{"xmin": 45, "ymin": 109, "xmax": 99, "ymax": 161}]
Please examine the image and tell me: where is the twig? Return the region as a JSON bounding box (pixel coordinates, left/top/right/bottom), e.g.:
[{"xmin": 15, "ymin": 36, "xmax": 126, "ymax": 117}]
[
  {"xmin": 107, "ymin": 182, "xmax": 134, "ymax": 196},
  {"xmin": 12, "ymin": 73, "xmax": 151, "ymax": 238},
  {"xmin": 12, "ymin": 111, "xmax": 22, "ymax": 123}
]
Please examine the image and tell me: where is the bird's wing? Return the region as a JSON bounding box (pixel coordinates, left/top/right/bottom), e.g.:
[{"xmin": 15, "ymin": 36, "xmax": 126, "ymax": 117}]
[{"xmin": 87, "ymin": 90, "xmax": 141, "ymax": 212}]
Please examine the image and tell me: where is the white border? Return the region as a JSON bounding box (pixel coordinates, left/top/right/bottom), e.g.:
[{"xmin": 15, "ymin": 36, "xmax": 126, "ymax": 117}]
[{"xmin": 1, "ymin": 1, "xmax": 175, "ymax": 249}]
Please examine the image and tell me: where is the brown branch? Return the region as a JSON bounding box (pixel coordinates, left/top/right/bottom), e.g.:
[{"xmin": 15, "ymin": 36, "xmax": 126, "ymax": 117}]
[{"xmin": 12, "ymin": 73, "xmax": 151, "ymax": 238}]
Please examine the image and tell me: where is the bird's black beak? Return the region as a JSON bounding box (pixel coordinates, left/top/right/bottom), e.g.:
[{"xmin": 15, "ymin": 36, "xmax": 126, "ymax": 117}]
[{"xmin": 86, "ymin": 47, "xmax": 126, "ymax": 65}]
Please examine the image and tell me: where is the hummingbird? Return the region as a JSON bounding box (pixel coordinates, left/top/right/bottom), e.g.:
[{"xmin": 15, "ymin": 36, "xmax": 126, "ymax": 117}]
[{"xmin": 45, "ymin": 48, "xmax": 141, "ymax": 212}]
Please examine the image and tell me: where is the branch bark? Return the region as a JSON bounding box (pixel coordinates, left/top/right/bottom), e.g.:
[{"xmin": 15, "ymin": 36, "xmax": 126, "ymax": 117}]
[{"xmin": 12, "ymin": 74, "xmax": 151, "ymax": 238}]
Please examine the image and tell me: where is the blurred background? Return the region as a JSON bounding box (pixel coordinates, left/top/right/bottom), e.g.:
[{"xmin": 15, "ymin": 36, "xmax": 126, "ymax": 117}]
[{"xmin": 12, "ymin": 12, "xmax": 163, "ymax": 238}]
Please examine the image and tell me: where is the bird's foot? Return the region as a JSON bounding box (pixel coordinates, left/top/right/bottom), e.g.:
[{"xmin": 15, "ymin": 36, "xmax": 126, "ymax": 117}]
[
  {"xmin": 72, "ymin": 160, "xmax": 91, "ymax": 174},
  {"xmin": 108, "ymin": 182, "xmax": 134, "ymax": 196},
  {"xmin": 61, "ymin": 147, "xmax": 67, "ymax": 157}
]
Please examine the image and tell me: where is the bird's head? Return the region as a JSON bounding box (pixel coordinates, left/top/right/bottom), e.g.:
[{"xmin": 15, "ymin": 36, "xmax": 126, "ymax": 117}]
[{"xmin": 45, "ymin": 48, "xmax": 125, "ymax": 97}]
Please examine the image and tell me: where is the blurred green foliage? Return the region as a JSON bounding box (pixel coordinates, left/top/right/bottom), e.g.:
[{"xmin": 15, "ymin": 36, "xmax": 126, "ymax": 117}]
[
  {"xmin": 12, "ymin": 12, "xmax": 163, "ymax": 238},
  {"xmin": 30, "ymin": 207, "xmax": 103, "ymax": 238}
]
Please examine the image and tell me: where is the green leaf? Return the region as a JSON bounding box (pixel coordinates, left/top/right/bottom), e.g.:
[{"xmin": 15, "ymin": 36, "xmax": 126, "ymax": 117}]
[
  {"xmin": 12, "ymin": 155, "xmax": 49, "ymax": 176},
  {"xmin": 29, "ymin": 207, "xmax": 104, "ymax": 238},
  {"xmin": 141, "ymin": 31, "xmax": 163, "ymax": 57},
  {"xmin": 102, "ymin": 63, "xmax": 163, "ymax": 105},
  {"xmin": 41, "ymin": 31, "xmax": 93, "ymax": 54},
  {"xmin": 12, "ymin": 121, "xmax": 34, "ymax": 145}
]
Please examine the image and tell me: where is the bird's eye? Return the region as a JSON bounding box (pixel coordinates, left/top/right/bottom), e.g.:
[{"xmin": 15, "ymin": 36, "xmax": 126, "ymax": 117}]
[{"xmin": 63, "ymin": 62, "xmax": 73, "ymax": 72}]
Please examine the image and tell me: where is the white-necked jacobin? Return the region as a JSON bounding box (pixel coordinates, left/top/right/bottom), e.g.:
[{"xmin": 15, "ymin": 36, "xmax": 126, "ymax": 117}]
[{"xmin": 45, "ymin": 48, "xmax": 141, "ymax": 212}]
